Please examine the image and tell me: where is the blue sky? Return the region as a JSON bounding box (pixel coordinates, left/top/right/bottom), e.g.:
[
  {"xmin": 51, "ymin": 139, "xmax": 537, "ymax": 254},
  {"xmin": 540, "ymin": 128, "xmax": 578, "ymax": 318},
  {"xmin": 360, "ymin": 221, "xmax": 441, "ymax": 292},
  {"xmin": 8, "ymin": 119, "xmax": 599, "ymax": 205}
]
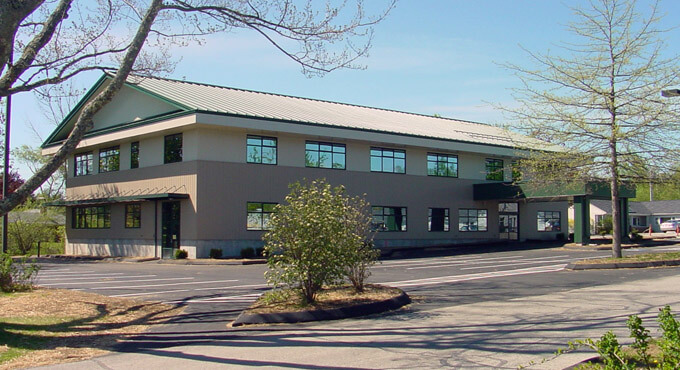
[{"xmin": 9, "ymin": 0, "xmax": 680, "ymax": 178}]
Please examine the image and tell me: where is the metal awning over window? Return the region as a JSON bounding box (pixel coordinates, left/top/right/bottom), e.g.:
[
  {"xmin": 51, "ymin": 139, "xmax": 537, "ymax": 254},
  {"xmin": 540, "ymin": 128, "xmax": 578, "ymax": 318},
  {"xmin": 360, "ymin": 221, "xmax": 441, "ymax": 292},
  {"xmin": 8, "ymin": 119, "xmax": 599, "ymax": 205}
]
[{"xmin": 45, "ymin": 193, "xmax": 189, "ymax": 207}]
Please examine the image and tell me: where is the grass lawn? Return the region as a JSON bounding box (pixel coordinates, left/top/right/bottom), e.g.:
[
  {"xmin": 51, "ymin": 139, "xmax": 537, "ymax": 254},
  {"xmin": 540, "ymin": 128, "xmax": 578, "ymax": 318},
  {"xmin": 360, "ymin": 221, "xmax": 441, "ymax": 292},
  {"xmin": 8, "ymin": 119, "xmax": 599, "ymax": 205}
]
[
  {"xmin": 575, "ymin": 251, "xmax": 680, "ymax": 264},
  {"xmin": 0, "ymin": 288, "xmax": 183, "ymax": 369}
]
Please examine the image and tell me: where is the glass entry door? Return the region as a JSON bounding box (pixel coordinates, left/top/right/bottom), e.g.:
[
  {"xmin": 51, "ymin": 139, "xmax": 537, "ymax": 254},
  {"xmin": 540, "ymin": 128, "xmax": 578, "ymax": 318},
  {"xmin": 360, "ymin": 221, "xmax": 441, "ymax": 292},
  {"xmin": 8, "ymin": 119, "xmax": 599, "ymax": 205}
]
[
  {"xmin": 161, "ymin": 201, "xmax": 181, "ymax": 259},
  {"xmin": 499, "ymin": 203, "xmax": 519, "ymax": 241}
]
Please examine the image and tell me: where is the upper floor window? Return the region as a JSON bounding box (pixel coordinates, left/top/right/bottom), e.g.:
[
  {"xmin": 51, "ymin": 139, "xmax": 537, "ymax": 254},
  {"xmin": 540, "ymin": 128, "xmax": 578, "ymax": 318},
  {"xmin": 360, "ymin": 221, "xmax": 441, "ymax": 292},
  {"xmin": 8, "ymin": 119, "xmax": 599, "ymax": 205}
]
[
  {"xmin": 130, "ymin": 142, "xmax": 139, "ymax": 169},
  {"xmin": 485, "ymin": 158, "xmax": 504, "ymax": 181},
  {"xmin": 247, "ymin": 202, "xmax": 277, "ymax": 230},
  {"xmin": 372, "ymin": 206, "xmax": 407, "ymax": 231},
  {"xmin": 125, "ymin": 204, "xmax": 142, "ymax": 228},
  {"xmin": 305, "ymin": 141, "xmax": 346, "ymax": 169},
  {"xmin": 371, "ymin": 147, "xmax": 405, "ymax": 174},
  {"xmin": 164, "ymin": 133, "xmax": 182, "ymax": 164},
  {"xmin": 73, "ymin": 206, "xmax": 111, "ymax": 229},
  {"xmin": 247, "ymin": 135, "xmax": 277, "ymax": 165},
  {"xmin": 74, "ymin": 152, "xmax": 93, "ymax": 177},
  {"xmin": 427, "ymin": 153, "xmax": 458, "ymax": 177},
  {"xmin": 459, "ymin": 209, "xmax": 488, "ymax": 232},
  {"xmin": 537, "ymin": 211, "xmax": 561, "ymax": 232},
  {"xmin": 98, "ymin": 146, "xmax": 120, "ymax": 173},
  {"xmin": 428, "ymin": 208, "xmax": 450, "ymax": 232}
]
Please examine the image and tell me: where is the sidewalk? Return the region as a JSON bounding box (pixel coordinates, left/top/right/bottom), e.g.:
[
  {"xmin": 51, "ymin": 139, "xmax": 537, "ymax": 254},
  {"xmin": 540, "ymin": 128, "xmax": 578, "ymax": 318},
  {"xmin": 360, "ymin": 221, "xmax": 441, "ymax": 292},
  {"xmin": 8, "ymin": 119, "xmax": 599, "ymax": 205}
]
[{"xmin": 35, "ymin": 271, "xmax": 680, "ymax": 369}]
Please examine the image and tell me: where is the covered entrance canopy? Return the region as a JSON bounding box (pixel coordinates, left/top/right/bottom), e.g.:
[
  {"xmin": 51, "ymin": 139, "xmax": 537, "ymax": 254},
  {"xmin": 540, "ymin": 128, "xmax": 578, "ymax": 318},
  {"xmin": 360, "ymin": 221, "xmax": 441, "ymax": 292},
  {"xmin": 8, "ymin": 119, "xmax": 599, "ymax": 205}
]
[
  {"xmin": 473, "ymin": 181, "xmax": 636, "ymax": 245},
  {"xmin": 45, "ymin": 193, "xmax": 189, "ymax": 206}
]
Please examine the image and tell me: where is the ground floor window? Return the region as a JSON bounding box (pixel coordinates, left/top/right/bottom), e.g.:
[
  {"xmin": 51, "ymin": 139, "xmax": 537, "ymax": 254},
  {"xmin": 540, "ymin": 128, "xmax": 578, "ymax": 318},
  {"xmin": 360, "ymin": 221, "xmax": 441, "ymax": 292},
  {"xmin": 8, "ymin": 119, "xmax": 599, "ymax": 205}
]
[
  {"xmin": 459, "ymin": 209, "xmax": 487, "ymax": 232},
  {"xmin": 537, "ymin": 211, "xmax": 561, "ymax": 231},
  {"xmin": 428, "ymin": 208, "xmax": 449, "ymax": 231},
  {"xmin": 247, "ymin": 202, "xmax": 277, "ymax": 230},
  {"xmin": 125, "ymin": 204, "xmax": 142, "ymax": 228},
  {"xmin": 73, "ymin": 206, "xmax": 111, "ymax": 229},
  {"xmin": 372, "ymin": 206, "xmax": 407, "ymax": 231}
]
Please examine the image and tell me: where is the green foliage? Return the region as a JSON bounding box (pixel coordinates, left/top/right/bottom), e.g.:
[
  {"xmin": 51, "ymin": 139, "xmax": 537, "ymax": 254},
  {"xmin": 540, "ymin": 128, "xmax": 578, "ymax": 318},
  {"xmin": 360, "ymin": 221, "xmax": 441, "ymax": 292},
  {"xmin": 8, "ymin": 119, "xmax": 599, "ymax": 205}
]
[
  {"xmin": 629, "ymin": 229, "xmax": 643, "ymax": 242},
  {"xmin": 240, "ymin": 247, "xmax": 255, "ymax": 259},
  {"xmin": 174, "ymin": 249, "xmax": 188, "ymax": 259},
  {"xmin": 0, "ymin": 254, "xmax": 40, "ymax": 292},
  {"xmin": 263, "ymin": 179, "xmax": 376, "ymax": 304},
  {"xmin": 209, "ymin": 248, "xmax": 222, "ymax": 259},
  {"xmin": 626, "ymin": 314, "xmax": 651, "ymax": 368},
  {"xmin": 657, "ymin": 306, "xmax": 680, "ymax": 367},
  {"xmin": 598, "ymin": 216, "xmax": 613, "ymax": 235}
]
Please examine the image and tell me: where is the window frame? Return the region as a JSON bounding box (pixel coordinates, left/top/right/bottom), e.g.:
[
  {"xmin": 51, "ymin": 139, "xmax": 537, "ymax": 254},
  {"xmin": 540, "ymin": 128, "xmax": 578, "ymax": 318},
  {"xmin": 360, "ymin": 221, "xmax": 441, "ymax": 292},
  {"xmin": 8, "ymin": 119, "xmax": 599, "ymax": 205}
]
[
  {"xmin": 371, "ymin": 206, "xmax": 407, "ymax": 232},
  {"xmin": 428, "ymin": 207, "xmax": 450, "ymax": 232},
  {"xmin": 72, "ymin": 206, "xmax": 111, "ymax": 229},
  {"xmin": 458, "ymin": 208, "xmax": 488, "ymax": 232},
  {"xmin": 246, "ymin": 202, "xmax": 278, "ymax": 230},
  {"xmin": 537, "ymin": 211, "xmax": 561, "ymax": 232},
  {"xmin": 247, "ymin": 135, "xmax": 278, "ymax": 165},
  {"xmin": 130, "ymin": 141, "xmax": 140, "ymax": 169},
  {"xmin": 164, "ymin": 133, "xmax": 183, "ymax": 164},
  {"xmin": 305, "ymin": 141, "xmax": 346, "ymax": 170},
  {"xmin": 74, "ymin": 152, "xmax": 93, "ymax": 177},
  {"xmin": 485, "ymin": 158, "xmax": 504, "ymax": 181},
  {"xmin": 370, "ymin": 147, "xmax": 406, "ymax": 174},
  {"xmin": 125, "ymin": 203, "xmax": 142, "ymax": 228},
  {"xmin": 98, "ymin": 146, "xmax": 120, "ymax": 173},
  {"xmin": 427, "ymin": 153, "xmax": 458, "ymax": 177}
]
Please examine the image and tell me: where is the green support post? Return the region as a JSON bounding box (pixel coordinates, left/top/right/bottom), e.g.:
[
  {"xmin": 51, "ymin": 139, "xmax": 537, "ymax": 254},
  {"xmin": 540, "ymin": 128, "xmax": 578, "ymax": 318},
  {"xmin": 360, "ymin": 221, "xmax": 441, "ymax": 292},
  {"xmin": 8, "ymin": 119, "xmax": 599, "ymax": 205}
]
[
  {"xmin": 620, "ymin": 197, "xmax": 629, "ymax": 241},
  {"xmin": 573, "ymin": 196, "xmax": 590, "ymax": 245}
]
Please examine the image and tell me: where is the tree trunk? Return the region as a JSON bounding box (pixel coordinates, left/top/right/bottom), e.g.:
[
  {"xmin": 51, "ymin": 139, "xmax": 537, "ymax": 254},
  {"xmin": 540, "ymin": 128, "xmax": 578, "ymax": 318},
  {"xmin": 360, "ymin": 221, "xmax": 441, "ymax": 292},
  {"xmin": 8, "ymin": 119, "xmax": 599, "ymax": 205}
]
[{"xmin": 610, "ymin": 144, "xmax": 622, "ymax": 258}]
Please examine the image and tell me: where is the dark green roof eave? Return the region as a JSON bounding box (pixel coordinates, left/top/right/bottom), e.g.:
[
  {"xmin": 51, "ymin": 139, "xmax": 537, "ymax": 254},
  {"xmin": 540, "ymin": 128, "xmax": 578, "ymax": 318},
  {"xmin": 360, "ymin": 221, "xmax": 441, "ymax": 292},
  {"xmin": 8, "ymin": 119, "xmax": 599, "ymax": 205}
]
[{"xmin": 44, "ymin": 193, "xmax": 189, "ymax": 206}]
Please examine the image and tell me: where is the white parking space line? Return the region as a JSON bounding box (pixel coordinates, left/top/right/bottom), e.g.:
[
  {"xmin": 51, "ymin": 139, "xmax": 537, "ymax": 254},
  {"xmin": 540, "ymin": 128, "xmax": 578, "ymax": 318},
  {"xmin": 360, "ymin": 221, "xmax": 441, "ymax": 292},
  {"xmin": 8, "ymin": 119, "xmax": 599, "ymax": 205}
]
[
  {"xmin": 378, "ymin": 255, "xmax": 523, "ymax": 269},
  {"xmin": 194, "ymin": 283, "xmax": 268, "ymax": 291},
  {"xmin": 39, "ymin": 277, "xmax": 195, "ymax": 286},
  {"xmin": 384, "ymin": 264, "xmax": 567, "ymax": 288},
  {"xmin": 86, "ymin": 279, "xmax": 239, "ymax": 290},
  {"xmin": 37, "ymin": 271, "xmax": 96, "ymax": 275},
  {"xmin": 163, "ymin": 293, "xmax": 262, "ymax": 305},
  {"xmin": 460, "ymin": 258, "xmax": 574, "ymax": 270},
  {"xmin": 37, "ymin": 274, "xmax": 156, "ymax": 281},
  {"xmin": 110, "ymin": 289, "xmax": 192, "ymax": 298},
  {"xmin": 406, "ymin": 255, "xmax": 571, "ymax": 270}
]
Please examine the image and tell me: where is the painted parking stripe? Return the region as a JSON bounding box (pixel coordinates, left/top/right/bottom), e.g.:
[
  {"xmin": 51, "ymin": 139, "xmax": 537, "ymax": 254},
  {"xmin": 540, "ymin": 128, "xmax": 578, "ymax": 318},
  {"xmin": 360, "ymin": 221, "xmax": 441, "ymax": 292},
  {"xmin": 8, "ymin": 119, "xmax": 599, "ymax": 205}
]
[
  {"xmin": 460, "ymin": 258, "xmax": 574, "ymax": 270},
  {"xmin": 37, "ymin": 274, "xmax": 157, "ymax": 281},
  {"xmin": 377, "ymin": 255, "xmax": 523, "ymax": 269},
  {"xmin": 384, "ymin": 264, "xmax": 567, "ymax": 288},
  {"xmin": 37, "ymin": 271, "xmax": 96, "ymax": 276},
  {"xmin": 406, "ymin": 255, "xmax": 571, "ymax": 270},
  {"xmin": 110, "ymin": 289, "xmax": 192, "ymax": 298},
  {"xmin": 163, "ymin": 293, "xmax": 262, "ymax": 305},
  {"xmin": 194, "ymin": 283, "xmax": 269, "ymax": 291},
  {"xmin": 86, "ymin": 279, "xmax": 239, "ymax": 290},
  {"xmin": 39, "ymin": 277, "xmax": 195, "ymax": 286}
]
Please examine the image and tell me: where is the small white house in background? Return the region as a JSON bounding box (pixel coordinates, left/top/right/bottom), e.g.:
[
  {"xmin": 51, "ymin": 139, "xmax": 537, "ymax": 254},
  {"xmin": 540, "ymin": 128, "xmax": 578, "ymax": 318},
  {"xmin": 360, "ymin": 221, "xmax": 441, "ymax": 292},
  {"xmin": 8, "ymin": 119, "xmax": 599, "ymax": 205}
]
[{"xmin": 587, "ymin": 199, "xmax": 680, "ymax": 232}]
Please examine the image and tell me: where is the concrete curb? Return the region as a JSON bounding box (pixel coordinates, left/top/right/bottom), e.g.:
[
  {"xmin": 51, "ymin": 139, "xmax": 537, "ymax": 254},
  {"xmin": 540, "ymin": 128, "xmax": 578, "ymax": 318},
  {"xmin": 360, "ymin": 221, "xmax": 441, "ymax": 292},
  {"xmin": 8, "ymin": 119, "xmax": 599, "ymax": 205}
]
[
  {"xmin": 567, "ymin": 259, "xmax": 680, "ymax": 270},
  {"xmin": 231, "ymin": 290, "xmax": 411, "ymax": 327},
  {"xmin": 152, "ymin": 258, "xmax": 266, "ymax": 266}
]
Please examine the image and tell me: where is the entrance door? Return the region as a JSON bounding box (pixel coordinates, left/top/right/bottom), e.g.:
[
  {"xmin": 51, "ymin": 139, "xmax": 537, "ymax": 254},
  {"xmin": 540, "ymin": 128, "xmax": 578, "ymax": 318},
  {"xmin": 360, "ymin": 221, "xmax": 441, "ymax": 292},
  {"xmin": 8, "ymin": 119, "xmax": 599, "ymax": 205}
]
[
  {"xmin": 161, "ymin": 201, "xmax": 181, "ymax": 259},
  {"xmin": 498, "ymin": 202, "xmax": 519, "ymax": 241}
]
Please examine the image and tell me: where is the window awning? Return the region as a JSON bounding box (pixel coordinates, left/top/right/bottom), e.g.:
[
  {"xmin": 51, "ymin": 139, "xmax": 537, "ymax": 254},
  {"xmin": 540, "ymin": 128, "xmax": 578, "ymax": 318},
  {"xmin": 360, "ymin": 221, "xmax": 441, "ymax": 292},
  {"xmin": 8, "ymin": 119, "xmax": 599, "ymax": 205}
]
[
  {"xmin": 45, "ymin": 193, "xmax": 189, "ymax": 206},
  {"xmin": 473, "ymin": 181, "xmax": 635, "ymax": 201}
]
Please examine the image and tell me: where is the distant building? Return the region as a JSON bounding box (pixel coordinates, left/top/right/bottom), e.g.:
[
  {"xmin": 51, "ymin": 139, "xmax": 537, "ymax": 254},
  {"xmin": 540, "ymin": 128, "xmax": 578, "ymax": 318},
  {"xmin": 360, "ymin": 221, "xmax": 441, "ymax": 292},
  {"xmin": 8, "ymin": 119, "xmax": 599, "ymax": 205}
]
[{"xmin": 587, "ymin": 199, "xmax": 680, "ymax": 232}]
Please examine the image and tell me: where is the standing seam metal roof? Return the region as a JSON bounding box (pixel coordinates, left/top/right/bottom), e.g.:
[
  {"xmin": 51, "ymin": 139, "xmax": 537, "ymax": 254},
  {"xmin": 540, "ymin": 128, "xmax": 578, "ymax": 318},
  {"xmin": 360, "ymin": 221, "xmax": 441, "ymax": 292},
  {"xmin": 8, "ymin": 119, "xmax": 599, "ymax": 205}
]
[{"xmin": 125, "ymin": 75, "xmax": 547, "ymax": 149}]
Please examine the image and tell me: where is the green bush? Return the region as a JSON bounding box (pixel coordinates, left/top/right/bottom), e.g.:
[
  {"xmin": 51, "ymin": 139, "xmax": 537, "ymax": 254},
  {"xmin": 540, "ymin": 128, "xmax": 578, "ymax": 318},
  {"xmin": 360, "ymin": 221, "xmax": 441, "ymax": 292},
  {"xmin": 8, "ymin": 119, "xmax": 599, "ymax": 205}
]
[
  {"xmin": 240, "ymin": 247, "xmax": 255, "ymax": 259},
  {"xmin": 0, "ymin": 253, "xmax": 40, "ymax": 292},
  {"xmin": 174, "ymin": 249, "xmax": 188, "ymax": 259},
  {"xmin": 209, "ymin": 248, "xmax": 223, "ymax": 259},
  {"xmin": 597, "ymin": 215, "xmax": 613, "ymax": 235},
  {"xmin": 263, "ymin": 179, "xmax": 376, "ymax": 304},
  {"xmin": 630, "ymin": 229, "xmax": 643, "ymax": 242}
]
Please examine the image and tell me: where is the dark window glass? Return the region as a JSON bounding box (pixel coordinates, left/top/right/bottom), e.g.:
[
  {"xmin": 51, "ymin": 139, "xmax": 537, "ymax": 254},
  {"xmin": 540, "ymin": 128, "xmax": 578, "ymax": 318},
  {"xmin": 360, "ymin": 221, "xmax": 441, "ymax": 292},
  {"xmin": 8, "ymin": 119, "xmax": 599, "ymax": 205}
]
[
  {"xmin": 305, "ymin": 141, "xmax": 346, "ymax": 169},
  {"xmin": 98, "ymin": 146, "xmax": 120, "ymax": 173},
  {"xmin": 164, "ymin": 133, "xmax": 183, "ymax": 164},
  {"xmin": 72, "ymin": 206, "xmax": 111, "ymax": 229},
  {"xmin": 537, "ymin": 211, "xmax": 561, "ymax": 231},
  {"xmin": 247, "ymin": 135, "xmax": 277, "ymax": 164},
  {"xmin": 131, "ymin": 142, "xmax": 139, "ymax": 169},
  {"xmin": 427, "ymin": 153, "xmax": 458, "ymax": 177},
  {"xmin": 125, "ymin": 204, "xmax": 141, "ymax": 228},
  {"xmin": 371, "ymin": 206, "xmax": 407, "ymax": 231},
  {"xmin": 428, "ymin": 208, "xmax": 450, "ymax": 232},
  {"xmin": 74, "ymin": 152, "xmax": 93, "ymax": 177},
  {"xmin": 485, "ymin": 158, "xmax": 504, "ymax": 181},
  {"xmin": 247, "ymin": 202, "xmax": 277, "ymax": 230},
  {"xmin": 458, "ymin": 209, "xmax": 488, "ymax": 232},
  {"xmin": 370, "ymin": 147, "xmax": 405, "ymax": 173}
]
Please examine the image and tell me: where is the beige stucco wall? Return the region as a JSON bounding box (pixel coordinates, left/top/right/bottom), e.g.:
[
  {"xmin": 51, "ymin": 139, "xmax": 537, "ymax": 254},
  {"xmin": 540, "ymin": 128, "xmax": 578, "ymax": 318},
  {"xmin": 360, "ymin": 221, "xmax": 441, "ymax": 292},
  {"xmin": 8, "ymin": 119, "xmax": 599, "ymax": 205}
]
[
  {"xmin": 92, "ymin": 86, "xmax": 176, "ymax": 131},
  {"xmin": 519, "ymin": 201, "xmax": 568, "ymax": 241}
]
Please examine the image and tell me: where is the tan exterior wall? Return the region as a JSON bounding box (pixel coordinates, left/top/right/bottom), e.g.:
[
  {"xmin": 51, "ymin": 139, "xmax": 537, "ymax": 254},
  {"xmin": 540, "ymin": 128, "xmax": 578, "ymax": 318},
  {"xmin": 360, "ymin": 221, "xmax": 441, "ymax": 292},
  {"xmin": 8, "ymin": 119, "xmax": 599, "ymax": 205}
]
[{"xmin": 519, "ymin": 201, "xmax": 568, "ymax": 241}]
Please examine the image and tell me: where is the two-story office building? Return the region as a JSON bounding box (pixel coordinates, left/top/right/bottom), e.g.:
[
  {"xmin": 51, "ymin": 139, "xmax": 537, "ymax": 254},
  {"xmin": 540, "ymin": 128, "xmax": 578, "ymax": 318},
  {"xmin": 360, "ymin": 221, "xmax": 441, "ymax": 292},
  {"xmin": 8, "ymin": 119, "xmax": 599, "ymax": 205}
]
[{"xmin": 42, "ymin": 74, "xmax": 570, "ymax": 258}]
